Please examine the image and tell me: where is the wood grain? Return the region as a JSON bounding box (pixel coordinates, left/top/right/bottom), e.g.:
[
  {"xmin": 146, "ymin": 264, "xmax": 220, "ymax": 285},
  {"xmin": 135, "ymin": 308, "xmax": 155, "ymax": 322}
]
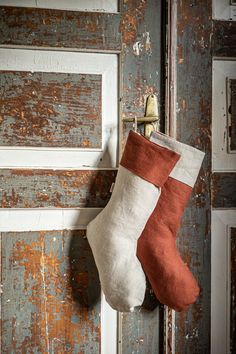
[
  {"xmin": 173, "ymin": 1, "xmax": 211, "ymax": 353},
  {"xmin": 212, "ymin": 20, "xmax": 236, "ymax": 57},
  {"xmin": 0, "ymin": 71, "xmax": 102, "ymax": 148},
  {"xmin": 119, "ymin": 0, "xmax": 162, "ymax": 352},
  {"xmin": 0, "ymin": 169, "xmax": 117, "ymax": 208},
  {"xmin": 211, "ymin": 173, "xmax": 236, "ymax": 208},
  {"xmin": 230, "ymin": 79, "xmax": 236, "ymax": 151},
  {"xmin": 1, "ymin": 230, "xmax": 100, "ymax": 353},
  {"xmin": 0, "ymin": 6, "xmax": 121, "ymax": 51},
  {"xmin": 230, "ymin": 228, "xmax": 236, "ymax": 354}
]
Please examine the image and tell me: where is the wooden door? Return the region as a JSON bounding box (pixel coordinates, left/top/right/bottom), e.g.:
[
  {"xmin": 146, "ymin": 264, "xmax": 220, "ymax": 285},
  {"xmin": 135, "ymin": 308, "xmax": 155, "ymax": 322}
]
[
  {"xmin": 165, "ymin": 2, "xmax": 236, "ymax": 354},
  {"xmin": 0, "ymin": 1, "xmax": 163, "ymax": 353},
  {"xmin": 211, "ymin": 14, "xmax": 236, "ymax": 354}
]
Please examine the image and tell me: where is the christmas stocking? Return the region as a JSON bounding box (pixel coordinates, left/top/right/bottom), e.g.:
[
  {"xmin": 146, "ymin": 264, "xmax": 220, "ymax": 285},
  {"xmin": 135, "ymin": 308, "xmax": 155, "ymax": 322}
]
[
  {"xmin": 137, "ymin": 131, "xmax": 205, "ymax": 311},
  {"xmin": 87, "ymin": 131, "xmax": 180, "ymax": 312}
]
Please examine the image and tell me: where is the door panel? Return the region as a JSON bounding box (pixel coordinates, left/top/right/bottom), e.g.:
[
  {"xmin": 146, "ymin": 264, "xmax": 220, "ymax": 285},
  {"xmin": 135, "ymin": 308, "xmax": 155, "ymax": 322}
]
[
  {"xmin": 211, "ymin": 173, "xmax": 236, "ymax": 208},
  {"xmin": 0, "ymin": 71, "xmax": 102, "ymax": 148},
  {"xmin": 0, "ymin": 1, "xmax": 118, "ymax": 12},
  {"xmin": 167, "ymin": 1, "xmax": 211, "ymax": 353},
  {"xmin": 0, "ymin": 48, "xmax": 118, "ymax": 169},
  {"xmin": 0, "ymin": 169, "xmax": 116, "ymax": 208},
  {"xmin": 211, "ymin": 211, "xmax": 236, "ymax": 354},
  {"xmin": 0, "ymin": 6, "xmax": 121, "ymax": 51},
  {"xmin": 211, "ymin": 4, "xmax": 236, "ymax": 354},
  {"xmin": 119, "ymin": 0, "xmax": 163, "ymax": 352},
  {"xmin": 0, "ymin": 1, "xmax": 163, "ymax": 353},
  {"xmin": 230, "ymin": 228, "xmax": 236, "ymax": 354},
  {"xmin": 120, "ymin": 310, "xmax": 160, "ymax": 354},
  {"xmin": 2, "ymin": 230, "xmax": 100, "ymax": 353},
  {"xmin": 212, "ymin": 60, "xmax": 236, "ymax": 172}
]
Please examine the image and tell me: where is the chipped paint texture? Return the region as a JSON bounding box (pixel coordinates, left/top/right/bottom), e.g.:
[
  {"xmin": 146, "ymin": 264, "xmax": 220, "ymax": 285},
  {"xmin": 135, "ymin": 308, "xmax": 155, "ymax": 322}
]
[
  {"xmin": 0, "ymin": 71, "xmax": 102, "ymax": 148},
  {"xmin": 174, "ymin": 1, "xmax": 211, "ymax": 353},
  {"xmin": 230, "ymin": 79, "xmax": 236, "ymax": 151},
  {"xmin": 0, "ymin": 6, "xmax": 121, "ymax": 51},
  {"xmin": 119, "ymin": 1, "xmax": 163, "ymax": 352},
  {"xmin": 0, "ymin": 169, "xmax": 117, "ymax": 208},
  {"xmin": 230, "ymin": 228, "xmax": 236, "ymax": 354},
  {"xmin": 211, "ymin": 173, "xmax": 236, "ymax": 208},
  {"xmin": 0, "ymin": 2, "xmax": 163, "ymax": 352},
  {"xmin": 212, "ymin": 20, "xmax": 236, "ymax": 57},
  {"xmin": 121, "ymin": 307, "xmax": 159, "ymax": 354},
  {"xmin": 120, "ymin": 0, "xmax": 162, "ymax": 129},
  {"xmin": 1, "ymin": 230, "xmax": 100, "ymax": 353}
]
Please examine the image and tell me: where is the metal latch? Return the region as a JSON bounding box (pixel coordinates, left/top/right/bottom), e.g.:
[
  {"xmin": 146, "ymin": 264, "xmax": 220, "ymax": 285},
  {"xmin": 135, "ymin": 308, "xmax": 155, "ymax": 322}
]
[{"xmin": 122, "ymin": 94, "xmax": 160, "ymax": 138}]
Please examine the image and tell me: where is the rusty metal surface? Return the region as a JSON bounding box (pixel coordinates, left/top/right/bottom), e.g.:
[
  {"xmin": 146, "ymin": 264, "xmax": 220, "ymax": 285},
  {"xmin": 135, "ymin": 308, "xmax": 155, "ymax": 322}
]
[
  {"xmin": 0, "ymin": 6, "xmax": 121, "ymax": 52},
  {"xmin": 0, "ymin": 71, "xmax": 102, "ymax": 148},
  {"xmin": 174, "ymin": 1, "xmax": 211, "ymax": 353},
  {"xmin": 1, "ymin": 229, "xmax": 100, "ymax": 353},
  {"xmin": 119, "ymin": 0, "xmax": 163, "ymax": 352},
  {"xmin": 0, "ymin": 169, "xmax": 116, "ymax": 208},
  {"xmin": 212, "ymin": 20, "xmax": 236, "ymax": 57},
  {"xmin": 211, "ymin": 173, "xmax": 236, "ymax": 208},
  {"xmin": 230, "ymin": 79, "xmax": 236, "ymax": 151},
  {"xmin": 230, "ymin": 227, "xmax": 236, "ymax": 354}
]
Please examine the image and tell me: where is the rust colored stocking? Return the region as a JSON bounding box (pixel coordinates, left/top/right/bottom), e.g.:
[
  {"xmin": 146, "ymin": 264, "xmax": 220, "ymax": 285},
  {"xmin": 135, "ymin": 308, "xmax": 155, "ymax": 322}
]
[{"xmin": 137, "ymin": 131, "xmax": 205, "ymax": 311}]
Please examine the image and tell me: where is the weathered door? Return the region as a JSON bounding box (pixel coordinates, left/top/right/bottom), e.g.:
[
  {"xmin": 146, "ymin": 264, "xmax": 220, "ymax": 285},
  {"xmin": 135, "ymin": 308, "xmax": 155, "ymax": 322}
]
[
  {"xmin": 165, "ymin": 2, "xmax": 236, "ymax": 354},
  {"xmin": 0, "ymin": 1, "xmax": 163, "ymax": 353},
  {"xmin": 211, "ymin": 7, "xmax": 236, "ymax": 354}
]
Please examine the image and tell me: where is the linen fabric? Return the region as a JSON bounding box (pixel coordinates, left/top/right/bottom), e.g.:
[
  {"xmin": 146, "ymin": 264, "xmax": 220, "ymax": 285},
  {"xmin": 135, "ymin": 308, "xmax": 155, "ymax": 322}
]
[
  {"xmin": 87, "ymin": 131, "xmax": 180, "ymax": 312},
  {"xmin": 137, "ymin": 131, "xmax": 205, "ymax": 311}
]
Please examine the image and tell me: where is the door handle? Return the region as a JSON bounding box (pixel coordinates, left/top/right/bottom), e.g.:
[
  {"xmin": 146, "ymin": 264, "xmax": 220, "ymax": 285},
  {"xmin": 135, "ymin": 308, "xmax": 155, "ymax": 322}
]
[{"xmin": 122, "ymin": 94, "xmax": 160, "ymax": 138}]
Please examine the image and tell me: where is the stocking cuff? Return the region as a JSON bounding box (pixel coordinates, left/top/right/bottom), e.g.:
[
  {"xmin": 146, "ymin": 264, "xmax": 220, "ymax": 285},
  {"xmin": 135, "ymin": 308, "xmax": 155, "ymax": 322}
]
[
  {"xmin": 120, "ymin": 131, "xmax": 180, "ymax": 187},
  {"xmin": 150, "ymin": 131, "xmax": 205, "ymax": 187}
]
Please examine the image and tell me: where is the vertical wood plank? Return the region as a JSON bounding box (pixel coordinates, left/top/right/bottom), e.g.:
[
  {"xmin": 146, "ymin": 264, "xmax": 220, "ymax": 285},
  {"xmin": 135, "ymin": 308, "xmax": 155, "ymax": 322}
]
[
  {"xmin": 119, "ymin": 0, "xmax": 163, "ymax": 352},
  {"xmin": 230, "ymin": 79, "xmax": 236, "ymax": 151},
  {"xmin": 120, "ymin": 0, "xmax": 163, "ymax": 136},
  {"xmin": 121, "ymin": 307, "xmax": 159, "ymax": 354},
  {"xmin": 173, "ymin": 1, "xmax": 211, "ymax": 353},
  {"xmin": 1, "ymin": 230, "xmax": 100, "ymax": 353},
  {"xmin": 230, "ymin": 227, "xmax": 236, "ymax": 354}
]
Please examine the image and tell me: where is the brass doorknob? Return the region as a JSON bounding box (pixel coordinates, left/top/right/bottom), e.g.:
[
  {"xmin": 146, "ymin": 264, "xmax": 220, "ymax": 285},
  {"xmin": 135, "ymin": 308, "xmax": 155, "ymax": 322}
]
[{"xmin": 122, "ymin": 94, "xmax": 160, "ymax": 138}]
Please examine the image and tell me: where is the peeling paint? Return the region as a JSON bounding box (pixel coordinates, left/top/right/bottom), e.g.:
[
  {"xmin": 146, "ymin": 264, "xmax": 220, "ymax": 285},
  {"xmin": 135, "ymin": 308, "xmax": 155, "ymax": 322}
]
[
  {"xmin": 133, "ymin": 41, "xmax": 142, "ymax": 56},
  {"xmin": 0, "ymin": 6, "xmax": 121, "ymax": 51},
  {"xmin": 230, "ymin": 228, "xmax": 236, "ymax": 354},
  {"xmin": 143, "ymin": 31, "xmax": 152, "ymax": 55},
  {"xmin": 0, "ymin": 71, "xmax": 102, "ymax": 148},
  {"xmin": 173, "ymin": 1, "xmax": 212, "ymax": 353},
  {"xmin": 0, "ymin": 169, "xmax": 117, "ymax": 208},
  {"xmin": 211, "ymin": 173, "xmax": 236, "ymax": 208},
  {"xmin": 1, "ymin": 230, "xmax": 100, "ymax": 352}
]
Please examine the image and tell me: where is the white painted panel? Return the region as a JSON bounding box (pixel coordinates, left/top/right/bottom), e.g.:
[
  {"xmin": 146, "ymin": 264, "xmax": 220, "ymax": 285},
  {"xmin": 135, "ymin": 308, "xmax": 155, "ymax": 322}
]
[
  {"xmin": 212, "ymin": 60, "xmax": 236, "ymax": 172},
  {"xmin": 0, "ymin": 0, "xmax": 118, "ymax": 12},
  {"xmin": 211, "ymin": 210, "xmax": 236, "ymax": 354},
  {"xmin": 0, "ymin": 208, "xmax": 102, "ymax": 231},
  {"xmin": 0, "ymin": 48, "xmax": 118, "ymax": 168},
  {"xmin": 101, "ymin": 293, "xmax": 117, "ymax": 354},
  {"xmin": 213, "ymin": 0, "xmax": 236, "ymax": 21}
]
